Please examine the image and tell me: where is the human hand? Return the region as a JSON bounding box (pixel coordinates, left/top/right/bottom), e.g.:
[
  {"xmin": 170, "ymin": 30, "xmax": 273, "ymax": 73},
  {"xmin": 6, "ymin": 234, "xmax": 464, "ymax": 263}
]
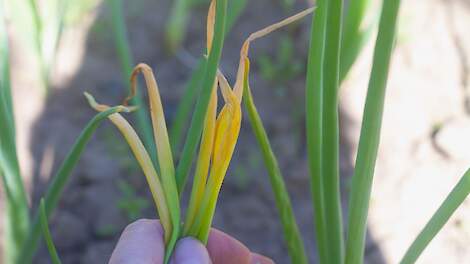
[{"xmin": 109, "ymin": 219, "xmax": 274, "ymax": 264}]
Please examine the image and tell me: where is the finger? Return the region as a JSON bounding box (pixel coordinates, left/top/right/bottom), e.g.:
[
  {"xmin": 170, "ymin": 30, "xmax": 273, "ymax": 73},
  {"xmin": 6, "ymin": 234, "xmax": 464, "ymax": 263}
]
[
  {"xmin": 206, "ymin": 228, "xmax": 273, "ymax": 264},
  {"xmin": 172, "ymin": 237, "xmax": 212, "ymax": 264},
  {"xmin": 251, "ymin": 253, "xmax": 274, "ymax": 264},
  {"xmin": 109, "ymin": 219, "xmax": 165, "ymax": 264},
  {"xmin": 206, "ymin": 228, "xmax": 251, "ymax": 264}
]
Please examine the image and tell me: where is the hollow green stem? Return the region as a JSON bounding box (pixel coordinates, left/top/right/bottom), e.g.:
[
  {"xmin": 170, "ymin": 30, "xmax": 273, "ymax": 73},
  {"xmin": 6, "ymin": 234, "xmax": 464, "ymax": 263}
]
[
  {"xmin": 243, "ymin": 84, "xmax": 308, "ymax": 264},
  {"xmin": 345, "ymin": 1, "xmax": 401, "ymax": 263},
  {"xmin": 0, "ymin": 5, "xmax": 30, "ymax": 262},
  {"xmin": 305, "ymin": 0, "xmax": 328, "ymax": 262},
  {"xmin": 400, "ymin": 169, "xmax": 470, "ymax": 264},
  {"xmin": 322, "ymin": 0, "xmax": 345, "ymax": 262}
]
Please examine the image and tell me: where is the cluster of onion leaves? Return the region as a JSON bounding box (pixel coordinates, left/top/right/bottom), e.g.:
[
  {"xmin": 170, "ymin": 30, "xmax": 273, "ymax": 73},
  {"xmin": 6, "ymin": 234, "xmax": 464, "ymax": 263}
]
[{"xmin": 82, "ymin": 2, "xmax": 316, "ymax": 263}]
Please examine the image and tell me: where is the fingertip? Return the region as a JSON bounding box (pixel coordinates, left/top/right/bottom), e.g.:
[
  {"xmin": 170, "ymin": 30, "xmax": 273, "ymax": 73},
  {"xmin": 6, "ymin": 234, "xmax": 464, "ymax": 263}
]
[
  {"xmin": 125, "ymin": 219, "xmax": 164, "ymax": 236},
  {"xmin": 173, "ymin": 237, "xmax": 211, "ymax": 264},
  {"xmin": 109, "ymin": 219, "xmax": 165, "ymax": 264},
  {"xmin": 206, "ymin": 228, "xmax": 251, "ymax": 264}
]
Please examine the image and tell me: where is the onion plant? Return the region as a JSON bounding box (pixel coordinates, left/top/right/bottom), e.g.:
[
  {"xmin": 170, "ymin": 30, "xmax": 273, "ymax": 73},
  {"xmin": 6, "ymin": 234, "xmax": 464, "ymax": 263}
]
[
  {"xmin": 108, "ymin": 0, "xmax": 248, "ymax": 167},
  {"xmin": 84, "ymin": 2, "xmax": 313, "ymax": 262},
  {"xmin": 4, "ymin": 0, "xmax": 100, "ymax": 95},
  {"xmin": 3, "ymin": 0, "xmax": 470, "ymax": 264},
  {"xmin": 260, "ymin": 0, "xmax": 470, "ymax": 263},
  {"xmin": 5, "ymin": 0, "xmax": 67, "ymax": 94},
  {"xmin": 1, "ymin": 5, "xmax": 133, "ymax": 260},
  {"xmin": 1, "ymin": 3, "xmax": 30, "ymax": 263},
  {"xmin": 241, "ymin": 0, "xmax": 470, "ymax": 263},
  {"xmin": 167, "ymin": 0, "xmax": 247, "ymax": 158},
  {"xmin": 0, "ymin": 37, "xmax": 131, "ymax": 263}
]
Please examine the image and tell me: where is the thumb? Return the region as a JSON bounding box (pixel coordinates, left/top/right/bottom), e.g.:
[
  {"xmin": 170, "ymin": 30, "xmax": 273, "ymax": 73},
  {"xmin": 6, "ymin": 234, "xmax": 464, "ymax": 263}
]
[{"xmin": 172, "ymin": 237, "xmax": 212, "ymax": 264}]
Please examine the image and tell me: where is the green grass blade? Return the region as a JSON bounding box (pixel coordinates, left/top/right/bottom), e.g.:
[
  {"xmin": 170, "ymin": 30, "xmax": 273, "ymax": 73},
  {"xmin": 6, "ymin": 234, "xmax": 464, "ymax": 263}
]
[
  {"xmin": 27, "ymin": 0, "xmax": 42, "ymax": 58},
  {"xmin": 7, "ymin": 0, "xmax": 49, "ymax": 93},
  {"xmin": 165, "ymin": 0, "xmax": 191, "ymax": 52},
  {"xmin": 0, "ymin": 7, "xmax": 13, "ymax": 153},
  {"xmin": 1, "ymin": 5, "xmax": 14, "ymax": 129},
  {"xmin": 304, "ymin": 0, "xmax": 328, "ymax": 262},
  {"xmin": 322, "ymin": 0, "xmax": 345, "ymax": 262},
  {"xmin": 280, "ymin": 0, "xmax": 295, "ymax": 11},
  {"xmin": 41, "ymin": 0, "xmax": 67, "ymax": 84},
  {"xmin": 18, "ymin": 106, "xmax": 128, "ymax": 264},
  {"xmin": 225, "ymin": 0, "xmax": 247, "ymax": 32},
  {"xmin": 0, "ymin": 169, "xmax": 26, "ymax": 264},
  {"xmin": 0, "ymin": 5, "xmax": 30, "ymax": 262},
  {"xmin": 400, "ymin": 169, "xmax": 470, "ymax": 264},
  {"xmin": 340, "ymin": 0, "xmax": 374, "ymax": 82},
  {"xmin": 345, "ymin": 1, "xmax": 401, "ymax": 263},
  {"xmin": 108, "ymin": 0, "xmax": 157, "ymax": 168},
  {"xmin": 243, "ymin": 85, "xmax": 308, "ymax": 264},
  {"xmin": 39, "ymin": 199, "xmax": 62, "ymax": 264},
  {"xmin": 175, "ymin": 0, "xmax": 227, "ymax": 194},
  {"xmin": 170, "ymin": 57, "xmax": 207, "ymax": 154}
]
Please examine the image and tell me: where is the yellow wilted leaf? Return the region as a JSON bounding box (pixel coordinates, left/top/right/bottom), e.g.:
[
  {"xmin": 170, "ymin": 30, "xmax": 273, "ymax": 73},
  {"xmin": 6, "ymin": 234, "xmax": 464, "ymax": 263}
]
[
  {"xmin": 206, "ymin": 0, "xmax": 216, "ymax": 53},
  {"xmin": 84, "ymin": 92, "xmax": 173, "ymax": 243},
  {"xmin": 183, "ymin": 81, "xmax": 218, "ymax": 235},
  {"xmin": 233, "ymin": 7, "xmax": 316, "ymax": 100}
]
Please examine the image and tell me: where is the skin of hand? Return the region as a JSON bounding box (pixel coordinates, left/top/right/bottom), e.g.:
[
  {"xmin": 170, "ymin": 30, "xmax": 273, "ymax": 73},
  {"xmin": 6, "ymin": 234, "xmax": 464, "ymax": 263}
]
[{"xmin": 109, "ymin": 219, "xmax": 274, "ymax": 264}]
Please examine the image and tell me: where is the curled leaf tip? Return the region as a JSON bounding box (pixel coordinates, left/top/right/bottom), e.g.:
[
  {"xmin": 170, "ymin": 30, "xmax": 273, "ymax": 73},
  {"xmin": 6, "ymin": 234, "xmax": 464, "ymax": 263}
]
[
  {"xmin": 84, "ymin": 92, "xmax": 135, "ymax": 113},
  {"xmin": 124, "ymin": 63, "xmax": 153, "ymax": 106},
  {"xmin": 243, "ymin": 7, "xmax": 316, "ymax": 58},
  {"xmin": 84, "ymin": 92, "xmax": 101, "ymax": 110},
  {"xmin": 233, "ymin": 7, "xmax": 315, "ymax": 101}
]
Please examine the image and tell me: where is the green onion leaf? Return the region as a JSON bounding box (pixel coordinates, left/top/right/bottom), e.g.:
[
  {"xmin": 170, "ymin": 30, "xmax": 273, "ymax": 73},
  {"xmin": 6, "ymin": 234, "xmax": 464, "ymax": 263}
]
[
  {"xmin": 243, "ymin": 78, "xmax": 308, "ymax": 264},
  {"xmin": 322, "ymin": 0, "xmax": 345, "ymax": 261},
  {"xmin": 18, "ymin": 106, "xmax": 128, "ymax": 264},
  {"xmin": 401, "ymin": 169, "xmax": 470, "ymax": 264},
  {"xmin": 0, "ymin": 5, "xmax": 30, "ymax": 262},
  {"xmin": 345, "ymin": 1, "xmax": 401, "ymax": 263},
  {"xmin": 305, "ymin": 0, "xmax": 328, "ymax": 262},
  {"xmin": 39, "ymin": 199, "xmax": 62, "ymax": 264}
]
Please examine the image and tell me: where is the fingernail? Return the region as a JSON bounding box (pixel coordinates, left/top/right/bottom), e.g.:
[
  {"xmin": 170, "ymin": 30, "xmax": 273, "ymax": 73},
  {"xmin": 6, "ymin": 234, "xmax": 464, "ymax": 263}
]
[{"xmin": 172, "ymin": 237, "xmax": 211, "ymax": 264}]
